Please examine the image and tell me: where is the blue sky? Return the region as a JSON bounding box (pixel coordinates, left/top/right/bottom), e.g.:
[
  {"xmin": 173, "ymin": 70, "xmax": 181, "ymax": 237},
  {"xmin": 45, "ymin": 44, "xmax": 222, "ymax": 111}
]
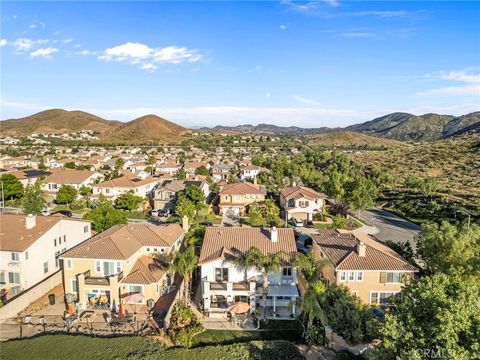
[{"xmin": 1, "ymin": 1, "xmax": 479, "ymax": 127}]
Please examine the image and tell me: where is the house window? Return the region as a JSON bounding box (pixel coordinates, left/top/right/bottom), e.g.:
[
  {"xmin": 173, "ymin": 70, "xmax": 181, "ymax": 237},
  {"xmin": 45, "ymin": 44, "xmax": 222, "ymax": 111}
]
[
  {"xmin": 116, "ymin": 262, "xmax": 121, "ymax": 273},
  {"xmin": 348, "ymin": 271, "xmax": 355, "ymax": 281},
  {"xmin": 11, "ymin": 286, "xmax": 21, "ymax": 296},
  {"xmin": 43, "ymin": 262, "xmax": 49, "ymax": 273},
  {"xmin": 234, "ymin": 295, "xmax": 248, "ymax": 303},
  {"xmin": 95, "ymin": 261, "xmax": 101, "ymax": 273},
  {"xmin": 11, "ymin": 252, "xmax": 19, "ymax": 261},
  {"xmin": 370, "ymin": 292, "xmax": 402, "ymax": 305},
  {"xmin": 160, "ymin": 248, "xmax": 165, "ymax": 253},
  {"xmin": 84, "ymin": 225, "xmax": 89, "ymax": 233},
  {"xmin": 64, "ymin": 235, "xmax": 66, "ymax": 243},
  {"xmin": 71, "ymin": 279, "xmax": 79, "ymax": 293},
  {"xmin": 146, "ymin": 248, "xmax": 150, "ymax": 252},
  {"xmin": 339, "ymin": 271, "xmax": 346, "ymax": 282},
  {"xmin": 282, "ymin": 267, "xmax": 292, "ymax": 277},
  {"xmin": 55, "ymin": 251, "xmax": 60, "ymax": 268},
  {"xmin": 54, "ymin": 238, "xmax": 57, "ymax": 247},
  {"xmin": 66, "ymin": 259, "xmax": 72, "ymax": 270},
  {"xmin": 299, "ymin": 201, "xmax": 309, "ymax": 208},
  {"xmin": 234, "ymin": 195, "xmax": 241, "ymax": 202},
  {"xmin": 215, "ymin": 268, "xmax": 229, "ymax": 282},
  {"xmin": 8, "ymin": 272, "xmax": 20, "ymax": 284},
  {"xmin": 25, "ymin": 252, "xmax": 29, "ymax": 260},
  {"xmin": 0, "ymin": 272, "xmax": 5, "ymax": 284},
  {"xmin": 356, "ymin": 272, "xmax": 364, "ymax": 281},
  {"xmin": 386, "ymin": 272, "xmax": 402, "ymax": 284}
]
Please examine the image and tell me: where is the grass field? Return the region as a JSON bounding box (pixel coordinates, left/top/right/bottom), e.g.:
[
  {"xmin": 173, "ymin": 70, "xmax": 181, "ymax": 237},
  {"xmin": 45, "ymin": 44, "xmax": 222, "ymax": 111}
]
[{"xmin": 1, "ymin": 335, "xmax": 304, "ymax": 360}]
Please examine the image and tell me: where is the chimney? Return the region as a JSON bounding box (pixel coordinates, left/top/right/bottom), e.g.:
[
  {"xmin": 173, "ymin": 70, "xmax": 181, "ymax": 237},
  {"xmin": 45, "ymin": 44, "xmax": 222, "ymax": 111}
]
[
  {"xmin": 26, "ymin": 214, "xmax": 36, "ymax": 229},
  {"xmin": 182, "ymin": 215, "xmax": 189, "ymax": 231},
  {"xmin": 270, "ymin": 227, "xmax": 278, "ymax": 243},
  {"xmin": 357, "ymin": 241, "xmax": 366, "ymax": 257},
  {"xmin": 253, "ymin": 177, "xmax": 258, "ymax": 185}
]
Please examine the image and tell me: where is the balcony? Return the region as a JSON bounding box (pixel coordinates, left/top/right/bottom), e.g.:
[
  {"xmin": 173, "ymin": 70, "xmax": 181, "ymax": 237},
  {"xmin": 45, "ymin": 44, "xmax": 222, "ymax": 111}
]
[
  {"xmin": 233, "ymin": 282, "xmax": 249, "ymax": 290},
  {"xmin": 210, "ymin": 282, "xmax": 227, "ymax": 290},
  {"xmin": 83, "ymin": 270, "xmax": 123, "ymax": 286}
]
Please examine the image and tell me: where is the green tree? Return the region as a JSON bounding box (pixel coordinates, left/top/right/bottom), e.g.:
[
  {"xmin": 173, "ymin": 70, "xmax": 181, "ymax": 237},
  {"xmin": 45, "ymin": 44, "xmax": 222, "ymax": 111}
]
[
  {"xmin": 79, "ymin": 185, "xmax": 92, "ymax": 197},
  {"xmin": 0, "ymin": 174, "xmax": 24, "ymax": 200},
  {"xmin": 322, "ymin": 169, "xmax": 348, "ymax": 200},
  {"xmin": 22, "ymin": 183, "xmax": 46, "ymax": 215},
  {"xmin": 114, "ymin": 191, "xmax": 143, "ymax": 211},
  {"xmin": 172, "ymin": 246, "xmax": 198, "ymax": 301},
  {"xmin": 64, "ymin": 162, "xmax": 76, "ymax": 169},
  {"xmin": 416, "ymin": 221, "xmax": 480, "ymax": 281},
  {"xmin": 176, "ymin": 168, "xmax": 187, "ymax": 180},
  {"xmin": 114, "ymin": 157, "xmax": 125, "ymax": 170},
  {"xmin": 175, "ymin": 196, "xmax": 195, "ymax": 220},
  {"xmin": 263, "ymin": 198, "xmax": 281, "ymax": 226},
  {"xmin": 246, "ymin": 204, "xmax": 266, "ymax": 227},
  {"xmin": 345, "ymin": 176, "xmax": 377, "ymax": 212},
  {"xmin": 366, "ymin": 274, "xmax": 480, "ymax": 360},
  {"xmin": 83, "ymin": 197, "xmax": 127, "ymax": 232},
  {"xmin": 235, "ymin": 247, "xmax": 284, "ymax": 317},
  {"xmin": 294, "ymin": 252, "xmax": 331, "ymax": 282},
  {"xmin": 182, "ymin": 186, "xmax": 206, "ymax": 209},
  {"xmin": 55, "ymin": 185, "xmax": 78, "ymax": 205},
  {"xmin": 195, "ymin": 166, "xmax": 210, "ymax": 176}
]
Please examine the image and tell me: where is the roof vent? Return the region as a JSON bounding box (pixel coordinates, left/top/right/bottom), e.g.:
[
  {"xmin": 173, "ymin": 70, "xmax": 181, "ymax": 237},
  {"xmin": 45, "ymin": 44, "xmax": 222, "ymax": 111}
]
[
  {"xmin": 25, "ymin": 214, "xmax": 36, "ymax": 229},
  {"xmin": 357, "ymin": 241, "xmax": 366, "ymax": 257}
]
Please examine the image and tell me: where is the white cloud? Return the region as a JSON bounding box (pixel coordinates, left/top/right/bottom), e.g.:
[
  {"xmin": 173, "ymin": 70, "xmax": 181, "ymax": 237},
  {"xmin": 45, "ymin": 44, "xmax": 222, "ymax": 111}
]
[
  {"xmin": 418, "ymin": 69, "xmax": 480, "ymax": 96},
  {"xmin": 294, "ymin": 95, "xmax": 320, "ymax": 105},
  {"xmin": 140, "ymin": 63, "xmax": 157, "ymax": 72},
  {"xmin": 98, "ymin": 42, "xmax": 202, "ymax": 70},
  {"xmin": 281, "ymin": 0, "xmax": 319, "ymax": 13},
  {"xmin": 248, "ymin": 65, "xmax": 262, "ymax": 73},
  {"xmin": 29, "ymin": 47, "xmax": 59, "ymax": 58},
  {"xmin": 75, "ymin": 49, "xmax": 95, "ymax": 56},
  {"xmin": 323, "ymin": 0, "xmax": 339, "ymax": 7},
  {"xmin": 0, "ymin": 39, "xmax": 7, "ymax": 47},
  {"xmin": 280, "ymin": 24, "xmax": 288, "ymax": 30},
  {"xmin": 63, "ymin": 38, "xmax": 74, "ymax": 44},
  {"xmin": 266, "ymin": 92, "xmax": 271, "ymax": 98},
  {"xmin": 13, "ymin": 38, "xmax": 48, "ymax": 52},
  {"xmin": 353, "ymin": 11, "xmax": 408, "ymax": 18}
]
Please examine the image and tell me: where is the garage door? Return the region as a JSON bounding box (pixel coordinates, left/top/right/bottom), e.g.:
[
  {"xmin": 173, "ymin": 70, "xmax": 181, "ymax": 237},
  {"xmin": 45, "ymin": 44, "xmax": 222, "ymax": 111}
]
[
  {"xmin": 225, "ymin": 207, "xmax": 241, "ymax": 215},
  {"xmin": 291, "ymin": 212, "xmax": 309, "ymax": 220}
]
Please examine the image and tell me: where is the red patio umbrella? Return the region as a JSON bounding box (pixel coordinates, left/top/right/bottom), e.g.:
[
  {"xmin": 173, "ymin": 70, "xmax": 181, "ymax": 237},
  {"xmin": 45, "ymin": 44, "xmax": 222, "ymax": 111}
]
[
  {"xmin": 117, "ymin": 303, "xmax": 124, "ymax": 319},
  {"xmin": 68, "ymin": 303, "xmax": 74, "ymax": 316}
]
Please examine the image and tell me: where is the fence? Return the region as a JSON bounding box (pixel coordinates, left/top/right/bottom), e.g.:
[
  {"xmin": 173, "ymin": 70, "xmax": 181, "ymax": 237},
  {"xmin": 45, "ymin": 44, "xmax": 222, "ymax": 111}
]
[
  {"xmin": 163, "ymin": 278, "xmax": 185, "ymax": 329},
  {"xmin": 0, "ymin": 315, "xmax": 159, "ymax": 341},
  {"xmin": 0, "ymin": 271, "xmax": 62, "ymax": 323}
]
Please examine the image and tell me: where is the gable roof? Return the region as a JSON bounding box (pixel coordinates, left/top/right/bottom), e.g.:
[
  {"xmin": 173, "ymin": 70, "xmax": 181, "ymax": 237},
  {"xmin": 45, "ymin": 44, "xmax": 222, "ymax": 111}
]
[
  {"xmin": 95, "ymin": 175, "xmax": 157, "ymax": 188},
  {"xmin": 280, "ymin": 186, "xmax": 325, "ymax": 200},
  {"xmin": 199, "ymin": 227, "xmax": 296, "ymax": 265},
  {"xmin": 0, "ymin": 214, "xmax": 64, "ymax": 252},
  {"xmin": 43, "ymin": 168, "xmax": 97, "ymax": 185},
  {"xmin": 311, "ymin": 229, "xmax": 417, "ymax": 272},
  {"xmin": 219, "ymin": 182, "xmax": 266, "ymax": 196},
  {"xmin": 121, "ymin": 255, "xmax": 167, "ymax": 285},
  {"xmin": 61, "ymin": 223, "xmax": 185, "ymax": 260}
]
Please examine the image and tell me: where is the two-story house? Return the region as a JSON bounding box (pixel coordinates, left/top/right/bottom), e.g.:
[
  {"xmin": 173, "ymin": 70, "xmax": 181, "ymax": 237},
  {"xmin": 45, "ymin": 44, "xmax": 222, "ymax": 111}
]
[
  {"xmin": 311, "ymin": 229, "xmax": 418, "ymax": 305},
  {"xmin": 156, "ymin": 161, "xmax": 181, "ymax": 176},
  {"xmin": 279, "ymin": 186, "xmax": 326, "ymax": 221},
  {"xmin": 199, "ymin": 227, "xmax": 299, "ymax": 318},
  {"xmin": 217, "ymin": 182, "xmax": 266, "ymax": 215},
  {"xmin": 92, "ymin": 174, "xmax": 158, "ymax": 200},
  {"xmin": 42, "ymin": 169, "xmax": 103, "ymax": 194},
  {"xmin": 0, "ymin": 214, "xmax": 92, "ymax": 299},
  {"xmin": 60, "ymin": 222, "xmax": 186, "ymax": 310},
  {"xmin": 151, "ymin": 179, "xmax": 210, "ymax": 210},
  {"xmin": 211, "ymin": 163, "xmax": 236, "ymax": 182},
  {"xmin": 240, "ymin": 165, "xmax": 264, "ymax": 181},
  {"xmin": 183, "ymin": 161, "xmax": 210, "ymax": 175}
]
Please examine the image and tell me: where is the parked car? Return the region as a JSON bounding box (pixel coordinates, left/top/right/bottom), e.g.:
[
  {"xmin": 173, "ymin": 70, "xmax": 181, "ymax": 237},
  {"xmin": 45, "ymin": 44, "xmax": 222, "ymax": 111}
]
[
  {"xmin": 52, "ymin": 210, "xmax": 72, "ymax": 217},
  {"xmin": 150, "ymin": 209, "xmax": 160, "ymax": 217},
  {"xmin": 291, "ymin": 218, "xmax": 304, "ymax": 227},
  {"xmin": 40, "ymin": 208, "xmax": 50, "ymax": 216},
  {"xmin": 158, "ymin": 208, "xmax": 171, "ymax": 217}
]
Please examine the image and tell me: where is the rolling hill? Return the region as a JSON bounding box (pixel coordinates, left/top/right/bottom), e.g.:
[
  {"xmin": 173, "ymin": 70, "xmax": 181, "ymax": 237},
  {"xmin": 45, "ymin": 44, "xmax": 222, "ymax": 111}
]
[
  {"xmin": 101, "ymin": 114, "xmax": 188, "ymax": 143},
  {"xmin": 308, "ymin": 131, "xmax": 406, "ymax": 148},
  {"xmin": 0, "ymin": 109, "xmax": 121, "ymax": 136}
]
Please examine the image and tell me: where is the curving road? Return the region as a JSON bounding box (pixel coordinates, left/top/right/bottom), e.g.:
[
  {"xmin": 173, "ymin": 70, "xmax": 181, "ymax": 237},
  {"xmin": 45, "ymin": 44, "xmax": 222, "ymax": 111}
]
[{"xmin": 357, "ymin": 208, "xmax": 421, "ymax": 250}]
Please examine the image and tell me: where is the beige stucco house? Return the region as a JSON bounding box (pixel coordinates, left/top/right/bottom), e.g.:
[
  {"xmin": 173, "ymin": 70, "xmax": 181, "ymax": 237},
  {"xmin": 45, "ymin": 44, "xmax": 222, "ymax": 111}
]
[
  {"xmin": 311, "ymin": 229, "xmax": 418, "ymax": 305},
  {"xmin": 279, "ymin": 186, "xmax": 326, "ymax": 221},
  {"xmin": 60, "ymin": 223, "xmax": 186, "ymax": 310},
  {"xmin": 217, "ymin": 182, "xmax": 266, "ymax": 215}
]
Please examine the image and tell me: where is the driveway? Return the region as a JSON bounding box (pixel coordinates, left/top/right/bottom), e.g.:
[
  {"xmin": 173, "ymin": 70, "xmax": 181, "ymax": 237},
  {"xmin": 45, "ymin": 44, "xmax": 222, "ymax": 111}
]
[
  {"xmin": 357, "ymin": 208, "xmax": 421, "ymax": 249},
  {"xmin": 221, "ymin": 210, "xmax": 240, "ymax": 227}
]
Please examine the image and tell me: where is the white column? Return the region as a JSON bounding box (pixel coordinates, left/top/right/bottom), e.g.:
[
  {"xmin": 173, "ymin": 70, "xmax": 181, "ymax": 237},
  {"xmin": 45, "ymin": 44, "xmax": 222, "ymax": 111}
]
[{"xmin": 273, "ymin": 296, "xmax": 276, "ymax": 313}]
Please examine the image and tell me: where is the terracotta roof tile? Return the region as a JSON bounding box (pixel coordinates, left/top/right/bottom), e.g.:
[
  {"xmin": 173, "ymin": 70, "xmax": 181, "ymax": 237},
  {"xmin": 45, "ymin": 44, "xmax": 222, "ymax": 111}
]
[
  {"xmin": 44, "ymin": 169, "xmax": 97, "ymax": 185},
  {"xmin": 121, "ymin": 255, "xmax": 167, "ymax": 285},
  {"xmin": 280, "ymin": 186, "xmax": 325, "ymax": 200},
  {"xmin": 219, "ymin": 182, "xmax": 266, "ymax": 196}
]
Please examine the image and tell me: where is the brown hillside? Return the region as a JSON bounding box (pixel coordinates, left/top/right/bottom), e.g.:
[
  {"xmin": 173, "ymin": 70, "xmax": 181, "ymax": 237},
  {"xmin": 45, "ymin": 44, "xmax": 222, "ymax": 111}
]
[
  {"xmin": 308, "ymin": 131, "xmax": 406, "ymax": 148},
  {"xmin": 0, "ymin": 109, "xmax": 120, "ymax": 136},
  {"xmin": 102, "ymin": 114, "xmax": 188, "ymax": 144}
]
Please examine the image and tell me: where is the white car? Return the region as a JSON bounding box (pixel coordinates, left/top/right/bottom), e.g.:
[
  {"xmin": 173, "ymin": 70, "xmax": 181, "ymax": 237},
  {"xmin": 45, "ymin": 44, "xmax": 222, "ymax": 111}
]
[
  {"xmin": 151, "ymin": 209, "xmax": 160, "ymax": 217},
  {"xmin": 291, "ymin": 218, "xmax": 304, "ymax": 227},
  {"xmin": 40, "ymin": 209, "xmax": 50, "ymax": 216}
]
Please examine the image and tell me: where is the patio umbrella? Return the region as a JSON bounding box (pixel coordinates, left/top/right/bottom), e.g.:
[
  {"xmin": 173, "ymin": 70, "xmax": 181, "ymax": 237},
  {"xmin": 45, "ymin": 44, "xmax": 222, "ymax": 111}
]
[
  {"xmin": 117, "ymin": 303, "xmax": 124, "ymax": 319},
  {"xmin": 228, "ymin": 301, "xmax": 250, "ymax": 314},
  {"xmin": 68, "ymin": 303, "xmax": 74, "ymax": 316},
  {"xmin": 123, "ymin": 293, "xmax": 144, "ymax": 314}
]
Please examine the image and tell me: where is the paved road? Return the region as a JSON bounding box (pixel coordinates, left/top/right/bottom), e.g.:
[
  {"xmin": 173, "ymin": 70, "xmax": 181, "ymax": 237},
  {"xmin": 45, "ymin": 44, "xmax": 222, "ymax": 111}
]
[{"xmin": 357, "ymin": 208, "xmax": 421, "ymax": 249}]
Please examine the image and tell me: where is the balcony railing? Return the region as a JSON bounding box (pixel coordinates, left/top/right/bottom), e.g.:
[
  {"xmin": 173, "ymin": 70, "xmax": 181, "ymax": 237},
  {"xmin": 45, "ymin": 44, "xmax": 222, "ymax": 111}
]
[
  {"xmin": 210, "ymin": 282, "xmax": 227, "ymax": 290},
  {"xmin": 233, "ymin": 282, "xmax": 249, "ymax": 290}
]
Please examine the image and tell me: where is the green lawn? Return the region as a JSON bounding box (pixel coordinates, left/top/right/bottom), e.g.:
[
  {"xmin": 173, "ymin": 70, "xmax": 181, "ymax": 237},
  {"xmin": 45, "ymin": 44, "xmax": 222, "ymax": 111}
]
[
  {"xmin": 1, "ymin": 335, "xmax": 304, "ymax": 360},
  {"xmin": 192, "ymin": 320, "xmax": 303, "ymax": 347},
  {"xmin": 51, "ymin": 205, "xmax": 85, "ymax": 215}
]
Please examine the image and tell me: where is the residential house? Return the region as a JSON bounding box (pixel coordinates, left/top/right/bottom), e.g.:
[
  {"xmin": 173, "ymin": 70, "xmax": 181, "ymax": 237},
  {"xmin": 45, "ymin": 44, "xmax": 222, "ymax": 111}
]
[
  {"xmin": 155, "ymin": 161, "xmax": 181, "ymax": 176},
  {"xmin": 9, "ymin": 169, "xmax": 51, "ymax": 187},
  {"xmin": 199, "ymin": 226, "xmax": 299, "ymax": 318},
  {"xmin": 240, "ymin": 165, "xmax": 264, "ymax": 181},
  {"xmin": 211, "ymin": 163, "xmax": 236, "ymax": 182},
  {"xmin": 60, "ymin": 222, "xmax": 186, "ymax": 309},
  {"xmin": 0, "ymin": 214, "xmax": 92, "ymax": 298},
  {"xmin": 311, "ymin": 229, "xmax": 418, "ymax": 305},
  {"xmin": 183, "ymin": 161, "xmax": 210, "ymax": 175},
  {"xmin": 279, "ymin": 186, "xmax": 326, "ymax": 221},
  {"xmin": 92, "ymin": 174, "xmax": 158, "ymax": 200},
  {"xmin": 42, "ymin": 169, "xmax": 103, "ymax": 194},
  {"xmin": 217, "ymin": 181, "xmax": 266, "ymax": 215},
  {"xmin": 151, "ymin": 179, "xmax": 210, "ymax": 210}
]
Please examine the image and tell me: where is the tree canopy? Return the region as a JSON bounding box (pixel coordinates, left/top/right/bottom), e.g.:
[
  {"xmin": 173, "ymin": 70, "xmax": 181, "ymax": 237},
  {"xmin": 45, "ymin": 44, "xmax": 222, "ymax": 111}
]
[
  {"xmin": 22, "ymin": 183, "xmax": 46, "ymax": 215},
  {"xmin": 84, "ymin": 197, "xmax": 127, "ymax": 232},
  {"xmin": 0, "ymin": 174, "xmax": 23, "ymax": 200},
  {"xmin": 55, "ymin": 185, "xmax": 78, "ymax": 204},
  {"xmin": 114, "ymin": 191, "xmax": 143, "ymax": 211}
]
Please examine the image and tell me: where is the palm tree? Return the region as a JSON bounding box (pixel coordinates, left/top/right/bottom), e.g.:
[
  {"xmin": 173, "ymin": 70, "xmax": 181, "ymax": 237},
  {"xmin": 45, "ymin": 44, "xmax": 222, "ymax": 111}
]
[
  {"xmin": 294, "ymin": 252, "xmax": 332, "ymax": 283},
  {"xmin": 237, "ymin": 247, "xmax": 284, "ymax": 318},
  {"xmin": 172, "ymin": 246, "xmax": 198, "ymax": 302},
  {"xmin": 294, "ymin": 282, "xmax": 328, "ymax": 337}
]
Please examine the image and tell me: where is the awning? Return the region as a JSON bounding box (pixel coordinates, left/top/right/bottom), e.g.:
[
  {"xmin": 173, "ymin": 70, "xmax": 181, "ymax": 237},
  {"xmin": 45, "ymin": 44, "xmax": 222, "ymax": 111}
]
[{"xmin": 256, "ymin": 285, "xmax": 299, "ymax": 297}]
